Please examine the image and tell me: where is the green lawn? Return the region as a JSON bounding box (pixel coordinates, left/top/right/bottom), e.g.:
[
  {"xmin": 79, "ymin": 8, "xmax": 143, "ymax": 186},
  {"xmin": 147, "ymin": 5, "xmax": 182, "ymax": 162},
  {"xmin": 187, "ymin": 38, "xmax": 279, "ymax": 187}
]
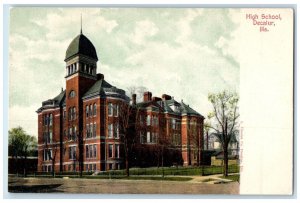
[
  {"xmin": 23, "ymin": 165, "xmax": 240, "ymax": 178},
  {"xmin": 82, "ymin": 176, "xmax": 193, "ymax": 181},
  {"xmin": 220, "ymin": 174, "xmax": 240, "ymax": 182}
]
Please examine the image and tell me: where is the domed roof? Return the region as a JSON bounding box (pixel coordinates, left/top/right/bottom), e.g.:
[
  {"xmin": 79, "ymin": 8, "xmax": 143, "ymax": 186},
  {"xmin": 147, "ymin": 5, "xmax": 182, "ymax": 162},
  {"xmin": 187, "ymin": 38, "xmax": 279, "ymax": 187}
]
[{"xmin": 65, "ymin": 33, "xmax": 98, "ymax": 61}]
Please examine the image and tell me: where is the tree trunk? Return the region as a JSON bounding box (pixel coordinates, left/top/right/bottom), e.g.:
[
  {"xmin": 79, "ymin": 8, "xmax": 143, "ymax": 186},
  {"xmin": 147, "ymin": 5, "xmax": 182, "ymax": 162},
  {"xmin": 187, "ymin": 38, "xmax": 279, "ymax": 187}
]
[
  {"xmin": 125, "ymin": 145, "xmax": 129, "ymax": 177},
  {"xmin": 125, "ymin": 156, "xmax": 129, "ymax": 177},
  {"xmin": 206, "ymin": 131, "xmax": 209, "ymax": 150},
  {"xmin": 161, "ymin": 147, "xmax": 164, "ymax": 177},
  {"xmin": 52, "ymin": 159, "xmax": 55, "ymax": 177},
  {"xmin": 223, "ymin": 147, "xmax": 229, "ymax": 177}
]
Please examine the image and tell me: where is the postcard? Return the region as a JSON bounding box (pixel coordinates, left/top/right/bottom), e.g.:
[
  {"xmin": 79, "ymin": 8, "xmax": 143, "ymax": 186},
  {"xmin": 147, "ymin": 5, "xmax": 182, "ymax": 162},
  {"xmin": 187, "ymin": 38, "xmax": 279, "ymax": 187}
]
[{"xmin": 6, "ymin": 7, "xmax": 294, "ymax": 196}]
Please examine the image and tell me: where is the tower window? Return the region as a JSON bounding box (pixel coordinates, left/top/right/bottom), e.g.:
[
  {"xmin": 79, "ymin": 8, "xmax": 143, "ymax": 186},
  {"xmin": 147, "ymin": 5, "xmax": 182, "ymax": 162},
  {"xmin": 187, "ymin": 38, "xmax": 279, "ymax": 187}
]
[
  {"xmin": 72, "ymin": 107, "xmax": 76, "ymax": 120},
  {"xmin": 69, "ymin": 90, "xmax": 76, "ymax": 98}
]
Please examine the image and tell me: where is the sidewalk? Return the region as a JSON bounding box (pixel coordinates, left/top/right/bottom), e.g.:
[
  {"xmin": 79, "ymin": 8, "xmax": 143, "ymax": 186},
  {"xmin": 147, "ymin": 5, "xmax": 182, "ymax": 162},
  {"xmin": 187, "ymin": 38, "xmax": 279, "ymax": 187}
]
[{"xmin": 187, "ymin": 173, "xmax": 239, "ymax": 184}]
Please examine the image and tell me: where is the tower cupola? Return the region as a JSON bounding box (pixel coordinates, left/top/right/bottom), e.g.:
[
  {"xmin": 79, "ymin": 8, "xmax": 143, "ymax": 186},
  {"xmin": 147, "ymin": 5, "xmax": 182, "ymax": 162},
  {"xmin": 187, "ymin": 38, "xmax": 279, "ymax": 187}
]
[{"xmin": 65, "ymin": 33, "xmax": 98, "ymax": 78}]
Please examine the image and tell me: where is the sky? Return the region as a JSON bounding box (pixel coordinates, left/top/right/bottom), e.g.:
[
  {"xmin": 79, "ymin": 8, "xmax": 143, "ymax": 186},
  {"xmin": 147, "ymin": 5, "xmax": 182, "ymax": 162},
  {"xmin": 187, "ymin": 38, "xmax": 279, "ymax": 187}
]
[{"xmin": 9, "ymin": 7, "xmax": 240, "ymax": 137}]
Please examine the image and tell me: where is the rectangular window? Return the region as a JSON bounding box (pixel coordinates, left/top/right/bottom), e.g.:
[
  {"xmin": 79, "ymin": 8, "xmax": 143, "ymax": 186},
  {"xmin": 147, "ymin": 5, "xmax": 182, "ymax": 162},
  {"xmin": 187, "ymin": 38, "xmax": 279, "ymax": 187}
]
[
  {"xmin": 114, "ymin": 123, "xmax": 119, "ymax": 138},
  {"xmin": 140, "ymin": 131, "xmax": 145, "ymax": 144},
  {"xmin": 89, "ymin": 145, "xmax": 93, "ymax": 158},
  {"xmin": 86, "ymin": 106, "xmax": 89, "ymax": 117},
  {"xmin": 93, "ymin": 144, "xmax": 97, "ymax": 158},
  {"xmin": 93, "ymin": 123, "xmax": 96, "ymax": 137},
  {"xmin": 109, "ymin": 164, "xmax": 113, "ymax": 170},
  {"xmin": 49, "ymin": 114, "xmax": 53, "ymax": 126},
  {"xmin": 147, "ymin": 115, "xmax": 151, "ymax": 126},
  {"xmin": 48, "ymin": 165, "xmax": 52, "ymax": 172},
  {"xmin": 49, "ymin": 131, "xmax": 53, "ymax": 143},
  {"xmin": 89, "ymin": 123, "xmax": 93, "ymax": 137},
  {"xmin": 108, "ymin": 103, "xmax": 113, "ymax": 116},
  {"xmin": 147, "ymin": 131, "xmax": 151, "ymax": 143},
  {"xmin": 115, "ymin": 144, "xmax": 120, "ymax": 158},
  {"xmin": 89, "ymin": 105, "xmax": 92, "ymax": 117},
  {"xmin": 43, "ymin": 149, "xmax": 52, "ymax": 161},
  {"xmin": 86, "ymin": 124, "xmax": 89, "ymax": 138},
  {"xmin": 172, "ymin": 119, "xmax": 176, "ymax": 129},
  {"xmin": 108, "ymin": 124, "xmax": 113, "ymax": 138},
  {"xmin": 86, "ymin": 145, "xmax": 97, "ymax": 159},
  {"xmin": 45, "ymin": 115, "xmax": 48, "ymax": 125},
  {"xmin": 139, "ymin": 115, "xmax": 144, "ymax": 126},
  {"xmin": 69, "ymin": 146, "xmax": 76, "ymax": 160},
  {"xmin": 93, "ymin": 104, "xmax": 97, "ymax": 116},
  {"xmin": 69, "ymin": 127, "xmax": 72, "ymax": 140},
  {"xmin": 73, "ymin": 126, "xmax": 76, "ymax": 140},
  {"xmin": 114, "ymin": 104, "xmax": 119, "ymax": 117},
  {"xmin": 108, "ymin": 144, "xmax": 113, "ymax": 158},
  {"xmin": 86, "ymin": 145, "xmax": 89, "ymax": 158}
]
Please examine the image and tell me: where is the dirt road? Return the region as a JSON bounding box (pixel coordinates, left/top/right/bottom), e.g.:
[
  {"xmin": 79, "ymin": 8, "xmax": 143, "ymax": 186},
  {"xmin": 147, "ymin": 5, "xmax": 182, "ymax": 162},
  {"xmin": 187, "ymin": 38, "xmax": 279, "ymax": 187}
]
[{"xmin": 8, "ymin": 176, "xmax": 239, "ymax": 195}]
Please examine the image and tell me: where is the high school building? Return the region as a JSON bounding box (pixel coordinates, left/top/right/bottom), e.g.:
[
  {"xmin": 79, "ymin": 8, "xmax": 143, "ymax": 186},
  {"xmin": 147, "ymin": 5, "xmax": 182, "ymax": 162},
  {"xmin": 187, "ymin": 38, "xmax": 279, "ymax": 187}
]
[{"xmin": 37, "ymin": 31, "xmax": 204, "ymax": 172}]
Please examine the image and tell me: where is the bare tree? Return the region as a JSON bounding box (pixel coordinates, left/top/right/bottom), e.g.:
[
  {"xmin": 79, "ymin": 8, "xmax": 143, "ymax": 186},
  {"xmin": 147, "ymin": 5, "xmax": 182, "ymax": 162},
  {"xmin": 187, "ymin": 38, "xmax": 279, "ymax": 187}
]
[
  {"xmin": 127, "ymin": 86, "xmax": 148, "ymax": 103},
  {"xmin": 207, "ymin": 90, "xmax": 239, "ymax": 176},
  {"xmin": 44, "ymin": 140, "xmax": 59, "ymax": 177},
  {"xmin": 204, "ymin": 121, "xmax": 211, "ymax": 150},
  {"xmin": 188, "ymin": 118, "xmax": 202, "ymax": 166},
  {"xmin": 118, "ymin": 101, "xmax": 136, "ymax": 177}
]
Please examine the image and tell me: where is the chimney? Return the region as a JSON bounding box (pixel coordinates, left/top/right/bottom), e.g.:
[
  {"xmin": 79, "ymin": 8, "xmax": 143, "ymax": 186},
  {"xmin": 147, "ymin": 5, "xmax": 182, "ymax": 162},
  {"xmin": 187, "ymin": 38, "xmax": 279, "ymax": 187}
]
[
  {"xmin": 143, "ymin": 91, "xmax": 152, "ymax": 102},
  {"xmin": 97, "ymin": 73, "xmax": 104, "ymax": 80},
  {"xmin": 162, "ymin": 94, "xmax": 172, "ymax": 101},
  {"xmin": 152, "ymin": 96, "xmax": 162, "ymax": 102},
  {"xmin": 132, "ymin": 94, "xmax": 137, "ymax": 105}
]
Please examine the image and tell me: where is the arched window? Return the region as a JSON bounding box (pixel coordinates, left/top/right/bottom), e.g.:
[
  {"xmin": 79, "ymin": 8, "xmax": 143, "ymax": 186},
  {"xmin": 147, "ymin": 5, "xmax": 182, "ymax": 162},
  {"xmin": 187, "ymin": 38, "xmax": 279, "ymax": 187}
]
[
  {"xmin": 68, "ymin": 108, "xmax": 72, "ymax": 121},
  {"xmin": 69, "ymin": 90, "xmax": 76, "ymax": 98},
  {"xmin": 93, "ymin": 103, "xmax": 97, "ymax": 116},
  {"xmin": 73, "ymin": 107, "xmax": 76, "ymax": 120}
]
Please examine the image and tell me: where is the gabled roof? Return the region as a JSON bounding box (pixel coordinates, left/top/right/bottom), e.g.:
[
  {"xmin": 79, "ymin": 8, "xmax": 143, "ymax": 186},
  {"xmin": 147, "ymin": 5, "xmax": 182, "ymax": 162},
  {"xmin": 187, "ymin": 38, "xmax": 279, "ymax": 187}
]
[
  {"xmin": 180, "ymin": 101, "xmax": 204, "ymax": 117},
  {"xmin": 53, "ymin": 90, "xmax": 66, "ymax": 106},
  {"xmin": 83, "ymin": 79, "xmax": 112, "ymax": 98},
  {"xmin": 136, "ymin": 97, "xmax": 204, "ymax": 118},
  {"xmin": 82, "ymin": 79, "xmax": 129, "ymax": 101},
  {"xmin": 37, "ymin": 90, "xmax": 66, "ymax": 112}
]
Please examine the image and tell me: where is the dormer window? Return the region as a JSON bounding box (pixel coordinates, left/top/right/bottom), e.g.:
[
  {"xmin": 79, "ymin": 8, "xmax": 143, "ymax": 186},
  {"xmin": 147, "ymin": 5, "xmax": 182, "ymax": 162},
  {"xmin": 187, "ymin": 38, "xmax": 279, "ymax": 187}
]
[{"xmin": 69, "ymin": 90, "xmax": 76, "ymax": 98}]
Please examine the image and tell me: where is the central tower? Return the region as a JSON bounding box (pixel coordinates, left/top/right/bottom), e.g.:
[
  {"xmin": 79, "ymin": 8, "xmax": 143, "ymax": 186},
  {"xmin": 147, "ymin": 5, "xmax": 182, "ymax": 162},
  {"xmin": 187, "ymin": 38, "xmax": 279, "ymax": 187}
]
[{"xmin": 64, "ymin": 32, "xmax": 98, "ymax": 171}]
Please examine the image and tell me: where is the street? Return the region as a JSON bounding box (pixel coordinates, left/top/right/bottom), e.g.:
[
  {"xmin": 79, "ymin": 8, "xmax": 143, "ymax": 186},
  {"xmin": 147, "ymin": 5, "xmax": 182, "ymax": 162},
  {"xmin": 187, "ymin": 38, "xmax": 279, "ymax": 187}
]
[{"xmin": 8, "ymin": 175, "xmax": 239, "ymax": 194}]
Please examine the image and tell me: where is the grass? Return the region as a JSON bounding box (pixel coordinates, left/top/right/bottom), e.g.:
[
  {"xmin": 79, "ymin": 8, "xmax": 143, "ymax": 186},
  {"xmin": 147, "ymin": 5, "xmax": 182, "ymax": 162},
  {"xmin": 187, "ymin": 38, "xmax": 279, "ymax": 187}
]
[
  {"xmin": 19, "ymin": 165, "xmax": 240, "ymax": 178},
  {"xmin": 220, "ymin": 174, "xmax": 240, "ymax": 182},
  {"xmin": 82, "ymin": 176, "xmax": 193, "ymax": 181},
  {"xmin": 98, "ymin": 165, "xmax": 239, "ymax": 176}
]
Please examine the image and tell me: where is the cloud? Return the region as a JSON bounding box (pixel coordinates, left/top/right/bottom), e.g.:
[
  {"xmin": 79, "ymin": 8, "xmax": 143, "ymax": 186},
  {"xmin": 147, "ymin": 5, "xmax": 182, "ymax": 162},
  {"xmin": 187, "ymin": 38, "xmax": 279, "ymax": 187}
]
[
  {"xmin": 9, "ymin": 8, "xmax": 240, "ymax": 136},
  {"xmin": 9, "ymin": 104, "xmax": 40, "ymax": 137},
  {"xmin": 131, "ymin": 20, "xmax": 159, "ymax": 45}
]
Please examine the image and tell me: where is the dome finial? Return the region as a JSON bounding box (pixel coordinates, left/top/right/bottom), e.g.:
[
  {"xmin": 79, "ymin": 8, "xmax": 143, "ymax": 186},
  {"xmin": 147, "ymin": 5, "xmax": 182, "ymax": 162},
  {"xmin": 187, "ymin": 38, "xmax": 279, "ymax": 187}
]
[{"xmin": 80, "ymin": 13, "xmax": 82, "ymax": 34}]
